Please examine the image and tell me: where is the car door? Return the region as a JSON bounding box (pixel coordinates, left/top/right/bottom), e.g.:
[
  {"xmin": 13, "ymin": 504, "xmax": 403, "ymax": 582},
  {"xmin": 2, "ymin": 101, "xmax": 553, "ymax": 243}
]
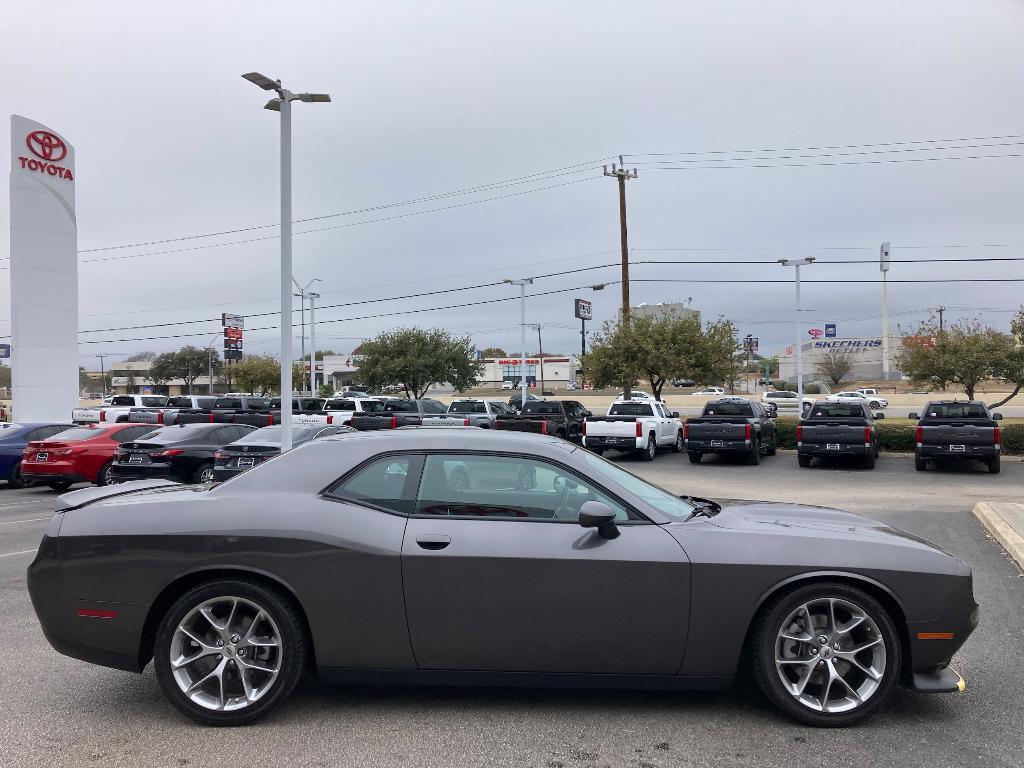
[
  {"xmin": 401, "ymin": 452, "xmax": 690, "ymax": 675},
  {"xmin": 656, "ymin": 404, "xmax": 675, "ymax": 443}
]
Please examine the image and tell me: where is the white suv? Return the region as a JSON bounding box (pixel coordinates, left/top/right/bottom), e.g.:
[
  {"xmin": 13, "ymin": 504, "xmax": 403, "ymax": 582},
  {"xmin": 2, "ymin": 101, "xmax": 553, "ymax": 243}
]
[{"xmin": 761, "ymin": 390, "xmax": 815, "ymax": 412}]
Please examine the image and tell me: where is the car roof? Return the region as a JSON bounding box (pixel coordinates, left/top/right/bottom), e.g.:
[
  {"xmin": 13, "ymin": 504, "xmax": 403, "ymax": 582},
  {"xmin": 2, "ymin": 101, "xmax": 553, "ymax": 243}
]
[{"xmin": 317, "ymin": 426, "xmax": 577, "ymax": 453}]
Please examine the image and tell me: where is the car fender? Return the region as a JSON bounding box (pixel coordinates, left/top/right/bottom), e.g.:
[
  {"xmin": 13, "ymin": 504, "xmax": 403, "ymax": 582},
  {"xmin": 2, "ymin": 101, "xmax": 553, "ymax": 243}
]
[{"xmin": 752, "ymin": 569, "xmax": 910, "ymax": 622}]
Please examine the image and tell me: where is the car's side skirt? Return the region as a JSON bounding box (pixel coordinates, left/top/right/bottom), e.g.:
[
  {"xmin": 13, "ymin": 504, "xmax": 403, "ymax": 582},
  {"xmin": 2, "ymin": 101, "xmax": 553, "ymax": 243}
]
[{"xmin": 318, "ymin": 668, "xmax": 732, "ymax": 692}]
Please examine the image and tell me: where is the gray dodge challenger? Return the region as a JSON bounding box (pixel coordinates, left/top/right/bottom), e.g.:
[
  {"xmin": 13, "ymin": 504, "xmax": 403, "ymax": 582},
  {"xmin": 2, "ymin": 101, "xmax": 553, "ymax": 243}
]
[{"xmin": 27, "ymin": 429, "xmax": 978, "ymax": 727}]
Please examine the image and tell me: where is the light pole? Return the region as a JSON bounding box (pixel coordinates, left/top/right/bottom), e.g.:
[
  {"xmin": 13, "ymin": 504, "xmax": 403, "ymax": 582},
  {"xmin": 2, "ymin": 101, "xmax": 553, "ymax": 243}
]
[
  {"xmin": 243, "ymin": 72, "xmax": 330, "ymax": 451},
  {"xmin": 880, "ymin": 241, "xmax": 891, "ymax": 380},
  {"xmin": 309, "ymin": 291, "xmax": 319, "ymax": 394},
  {"xmin": 504, "ymin": 278, "xmax": 534, "ymax": 408},
  {"xmin": 778, "ymin": 258, "xmax": 815, "ymax": 412},
  {"xmin": 292, "ymin": 277, "xmax": 321, "ymax": 394}
]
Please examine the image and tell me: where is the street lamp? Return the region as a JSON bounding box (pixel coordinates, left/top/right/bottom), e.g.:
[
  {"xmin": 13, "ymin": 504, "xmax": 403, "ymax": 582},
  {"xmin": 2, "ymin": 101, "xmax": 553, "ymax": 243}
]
[
  {"xmin": 309, "ymin": 291, "xmax": 319, "ymax": 394},
  {"xmin": 503, "ymin": 278, "xmax": 534, "ymax": 408},
  {"xmin": 778, "ymin": 257, "xmax": 815, "ymax": 412},
  {"xmin": 243, "ymin": 72, "xmax": 330, "ymax": 452},
  {"xmin": 292, "ymin": 277, "xmax": 321, "ymax": 394}
]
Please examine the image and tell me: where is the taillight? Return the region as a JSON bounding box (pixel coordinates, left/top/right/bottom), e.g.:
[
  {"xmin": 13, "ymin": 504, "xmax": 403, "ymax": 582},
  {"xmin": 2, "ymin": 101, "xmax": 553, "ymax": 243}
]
[
  {"xmin": 581, "ymin": 420, "xmax": 587, "ymax": 436},
  {"xmin": 157, "ymin": 411, "xmax": 164, "ymax": 425},
  {"xmin": 326, "ymin": 415, "xmax": 334, "ymax": 425},
  {"xmin": 796, "ymin": 424, "xmax": 803, "ymax": 442},
  {"xmin": 994, "ymin": 426, "xmax": 1001, "ymax": 445},
  {"xmin": 915, "ymin": 425, "xmax": 923, "ymax": 443},
  {"xmin": 267, "ymin": 414, "xmax": 274, "ymax": 426},
  {"xmin": 214, "ymin": 452, "xmax": 223, "ymax": 460},
  {"xmin": 864, "ymin": 426, "xmax": 872, "ymax": 443},
  {"xmin": 208, "ymin": 414, "xmax": 215, "ymax": 423},
  {"xmin": 99, "ymin": 410, "xmax": 106, "ymax": 422},
  {"xmin": 540, "ymin": 421, "xmax": 548, "ymax": 435},
  {"xmin": 744, "ymin": 423, "xmax": 752, "ymax": 441},
  {"xmin": 150, "ymin": 449, "xmax": 184, "ymax": 458},
  {"xmin": 683, "ymin": 423, "xmax": 689, "ymax": 439},
  {"xmin": 390, "ymin": 416, "xmax": 398, "ymax": 429},
  {"xmin": 463, "ymin": 418, "xmax": 470, "ymax": 426},
  {"xmin": 635, "ymin": 421, "xmax": 643, "ymax": 437}
]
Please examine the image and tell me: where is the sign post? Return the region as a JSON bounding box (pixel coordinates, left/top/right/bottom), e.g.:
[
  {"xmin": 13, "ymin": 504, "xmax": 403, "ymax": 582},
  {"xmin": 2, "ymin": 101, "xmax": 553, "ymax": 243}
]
[
  {"xmin": 10, "ymin": 116, "xmax": 78, "ymax": 421},
  {"xmin": 574, "ymin": 298, "xmax": 593, "ymax": 357}
]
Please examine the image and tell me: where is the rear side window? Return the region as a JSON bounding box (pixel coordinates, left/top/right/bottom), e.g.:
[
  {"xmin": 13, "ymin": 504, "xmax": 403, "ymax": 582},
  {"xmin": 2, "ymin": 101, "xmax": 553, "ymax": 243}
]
[
  {"xmin": 927, "ymin": 403, "xmax": 988, "ymax": 418},
  {"xmin": 811, "ymin": 404, "xmax": 863, "ymax": 418},
  {"xmin": 111, "ymin": 396, "xmax": 136, "ymax": 406},
  {"xmin": 327, "ymin": 456, "xmax": 415, "ymax": 514},
  {"xmin": 450, "ymin": 401, "xmax": 486, "ymax": 413},
  {"xmin": 704, "ymin": 402, "xmax": 754, "ymax": 416},
  {"xmin": 384, "ymin": 400, "xmax": 418, "ymax": 413},
  {"xmin": 215, "ymin": 399, "xmax": 242, "ymax": 409},
  {"xmin": 141, "ymin": 397, "xmax": 167, "ymax": 407}
]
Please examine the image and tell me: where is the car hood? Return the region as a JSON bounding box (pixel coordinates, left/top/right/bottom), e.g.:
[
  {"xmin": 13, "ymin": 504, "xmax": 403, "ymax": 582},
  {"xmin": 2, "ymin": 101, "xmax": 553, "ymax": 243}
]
[{"xmin": 702, "ymin": 500, "xmax": 953, "ymax": 556}]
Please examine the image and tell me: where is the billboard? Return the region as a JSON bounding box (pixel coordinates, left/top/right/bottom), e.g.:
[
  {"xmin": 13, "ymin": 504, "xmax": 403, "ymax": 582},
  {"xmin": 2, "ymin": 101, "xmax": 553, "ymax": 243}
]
[
  {"xmin": 824, "ymin": 323, "xmax": 837, "ymax": 338},
  {"xmin": 0, "ymin": 344, "xmax": 9, "ymax": 359},
  {"xmin": 10, "ymin": 116, "xmax": 78, "ymax": 421},
  {"xmin": 574, "ymin": 299, "xmax": 592, "ymax": 320}
]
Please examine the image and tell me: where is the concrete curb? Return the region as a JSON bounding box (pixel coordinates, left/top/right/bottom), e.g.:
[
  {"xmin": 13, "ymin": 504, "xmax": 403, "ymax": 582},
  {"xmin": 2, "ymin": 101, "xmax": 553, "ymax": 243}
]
[{"xmin": 973, "ymin": 502, "xmax": 1024, "ymax": 571}]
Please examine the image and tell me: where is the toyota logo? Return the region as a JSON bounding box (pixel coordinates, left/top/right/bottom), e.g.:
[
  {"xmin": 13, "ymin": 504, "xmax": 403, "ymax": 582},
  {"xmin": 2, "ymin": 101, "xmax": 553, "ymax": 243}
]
[{"xmin": 26, "ymin": 131, "xmax": 67, "ymax": 162}]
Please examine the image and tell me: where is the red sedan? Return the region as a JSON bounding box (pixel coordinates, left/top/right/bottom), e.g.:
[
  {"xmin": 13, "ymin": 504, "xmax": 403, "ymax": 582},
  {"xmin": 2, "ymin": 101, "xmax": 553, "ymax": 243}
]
[{"xmin": 21, "ymin": 423, "xmax": 157, "ymax": 490}]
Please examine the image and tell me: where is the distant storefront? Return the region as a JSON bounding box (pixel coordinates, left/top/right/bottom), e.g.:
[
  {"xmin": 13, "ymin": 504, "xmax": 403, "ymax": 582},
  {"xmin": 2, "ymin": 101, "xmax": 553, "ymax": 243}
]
[
  {"xmin": 777, "ymin": 337, "xmax": 906, "ymax": 382},
  {"xmin": 475, "ymin": 357, "xmax": 579, "ymax": 389}
]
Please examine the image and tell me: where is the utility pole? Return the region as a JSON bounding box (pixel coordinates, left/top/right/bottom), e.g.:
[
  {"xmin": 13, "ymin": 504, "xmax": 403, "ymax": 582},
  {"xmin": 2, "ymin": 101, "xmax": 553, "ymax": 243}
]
[
  {"xmin": 530, "ymin": 324, "xmax": 545, "ymax": 393},
  {"xmin": 295, "ymin": 291, "xmax": 306, "ymax": 392},
  {"xmin": 604, "ymin": 155, "xmax": 638, "ymax": 399},
  {"xmin": 309, "ymin": 292, "xmax": 319, "ymax": 394},
  {"xmin": 96, "ymin": 354, "xmax": 109, "ymax": 396},
  {"xmin": 937, "ymin": 305, "xmax": 946, "ymax": 335},
  {"xmin": 208, "ymin": 348, "xmax": 214, "ymax": 394},
  {"xmin": 880, "ymin": 242, "xmax": 891, "ymax": 380}
]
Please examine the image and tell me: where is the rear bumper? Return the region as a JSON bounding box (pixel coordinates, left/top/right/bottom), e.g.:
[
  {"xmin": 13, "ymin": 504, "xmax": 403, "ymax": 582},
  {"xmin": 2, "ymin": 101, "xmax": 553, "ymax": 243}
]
[
  {"xmin": 797, "ymin": 443, "xmax": 871, "ymax": 457},
  {"xmin": 918, "ymin": 444, "xmax": 998, "ymax": 461},
  {"xmin": 685, "ymin": 438, "xmax": 751, "ymax": 453},
  {"xmin": 22, "ymin": 461, "xmax": 92, "ymax": 484},
  {"xmin": 584, "ymin": 436, "xmax": 643, "ymax": 451},
  {"xmin": 109, "ymin": 463, "xmax": 188, "ymax": 483}
]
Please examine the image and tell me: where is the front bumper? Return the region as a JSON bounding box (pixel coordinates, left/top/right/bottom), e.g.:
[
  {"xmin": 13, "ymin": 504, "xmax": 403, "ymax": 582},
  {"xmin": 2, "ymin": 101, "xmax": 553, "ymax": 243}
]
[{"xmin": 906, "ymin": 566, "xmax": 979, "ymax": 684}]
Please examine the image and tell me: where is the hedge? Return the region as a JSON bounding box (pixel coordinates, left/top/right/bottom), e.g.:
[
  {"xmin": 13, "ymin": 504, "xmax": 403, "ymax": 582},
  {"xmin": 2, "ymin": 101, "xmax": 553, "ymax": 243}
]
[{"xmin": 770, "ymin": 418, "xmax": 1023, "ymax": 454}]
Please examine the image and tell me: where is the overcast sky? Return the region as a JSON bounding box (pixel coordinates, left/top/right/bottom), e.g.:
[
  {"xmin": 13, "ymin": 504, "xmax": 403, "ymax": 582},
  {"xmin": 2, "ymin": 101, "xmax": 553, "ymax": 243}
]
[{"xmin": 3, "ymin": 0, "xmax": 1024, "ymax": 369}]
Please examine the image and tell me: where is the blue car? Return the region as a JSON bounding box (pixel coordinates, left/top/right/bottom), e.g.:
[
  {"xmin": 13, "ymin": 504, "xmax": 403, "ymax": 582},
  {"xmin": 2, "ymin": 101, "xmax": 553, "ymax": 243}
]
[{"xmin": 0, "ymin": 423, "xmax": 76, "ymax": 488}]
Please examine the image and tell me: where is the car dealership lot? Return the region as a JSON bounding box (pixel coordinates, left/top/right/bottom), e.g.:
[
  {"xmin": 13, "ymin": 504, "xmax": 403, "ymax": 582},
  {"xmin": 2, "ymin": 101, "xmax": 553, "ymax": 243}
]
[{"xmin": 1, "ymin": 457, "xmax": 1023, "ymax": 768}]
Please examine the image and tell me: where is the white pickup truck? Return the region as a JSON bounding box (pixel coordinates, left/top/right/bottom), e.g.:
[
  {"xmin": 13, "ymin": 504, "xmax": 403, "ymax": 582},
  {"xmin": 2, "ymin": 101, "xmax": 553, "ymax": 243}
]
[
  {"xmin": 72, "ymin": 394, "xmax": 169, "ymax": 424},
  {"xmin": 582, "ymin": 400, "xmax": 684, "ymax": 461},
  {"xmin": 288, "ymin": 396, "xmax": 390, "ymax": 427}
]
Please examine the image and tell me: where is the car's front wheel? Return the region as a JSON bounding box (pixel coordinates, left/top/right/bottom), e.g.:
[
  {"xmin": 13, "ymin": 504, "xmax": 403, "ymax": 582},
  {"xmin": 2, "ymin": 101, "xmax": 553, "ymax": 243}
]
[
  {"xmin": 641, "ymin": 434, "xmax": 656, "ymax": 461},
  {"xmin": 753, "ymin": 583, "xmax": 900, "ymax": 727},
  {"xmin": 672, "ymin": 430, "xmax": 684, "ymax": 453},
  {"xmin": 154, "ymin": 579, "xmax": 307, "ymax": 726}
]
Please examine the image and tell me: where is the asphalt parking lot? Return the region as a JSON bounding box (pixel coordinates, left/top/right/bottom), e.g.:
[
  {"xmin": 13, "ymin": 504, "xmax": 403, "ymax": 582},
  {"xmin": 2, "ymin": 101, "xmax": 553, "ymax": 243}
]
[{"xmin": 2, "ymin": 455, "xmax": 1023, "ymax": 768}]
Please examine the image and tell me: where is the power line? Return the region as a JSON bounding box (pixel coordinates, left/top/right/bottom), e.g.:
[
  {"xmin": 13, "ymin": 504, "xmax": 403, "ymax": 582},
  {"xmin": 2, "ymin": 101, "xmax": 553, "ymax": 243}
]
[{"xmin": 638, "ymin": 151, "xmax": 1024, "ymax": 172}]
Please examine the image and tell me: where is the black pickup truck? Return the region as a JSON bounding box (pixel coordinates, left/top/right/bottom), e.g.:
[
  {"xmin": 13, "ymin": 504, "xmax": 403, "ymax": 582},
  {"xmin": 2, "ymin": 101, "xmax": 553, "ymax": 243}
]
[
  {"xmin": 797, "ymin": 402, "xmax": 881, "ymax": 469},
  {"xmin": 910, "ymin": 400, "xmax": 1003, "ymax": 474},
  {"xmin": 175, "ymin": 396, "xmax": 272, "ymax": 425},
  {"xmin": 684, "ymin": 398, "xmax": 776, "ymax": 464},
  {"xmin": 493, "ymin": 400, "xmax": 590, "ymax": 442},
  {"xmin": 349, "ymin": 398, "xmax": 449, "ymax": 430},
  {"xmin": 216, "ymin": 397, "xmax": 332, "ymax": 428}
]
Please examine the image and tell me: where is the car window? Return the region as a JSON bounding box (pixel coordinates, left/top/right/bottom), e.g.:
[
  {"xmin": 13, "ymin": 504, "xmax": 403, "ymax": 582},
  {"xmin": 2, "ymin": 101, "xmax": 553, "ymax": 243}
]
[
  {"xmin": 810, "ymin": 403, "xmax": 864, "ymax": 418},
  {"xmin": 704, "ymin": 402, "xmax": 754, "ymax": 416},
  {"xmin": 115, "ymin": 426, "xmax": 155, "ymax": 443},
  {"xmin": 384, "ymin": 400, "xmax": 418, "ymax": 413},
  {"xmin": 141, "ymin": 397, "xmax": 167, "ymax": 407},
  {"xmin": 609, "ymin": 402, "xmax": 655, "ymax": 417},
  {"xmin": 328, "ymin": 456, "xmax": 415, "ymax": 514},
  {"xmin": 927, "ymin": 403, "xmax": 988, "ymax": 418},
  {"xmin": 44, "ymin": 426, "xmax": 101, "ymax": 442},
  {"xmin": 32, "ymin": 425, "xmax": 73, "ymax": 441},
  {"xmin": 110, "ymin": 396, "xmax": 136, "ymax": 406},
  {"xmin": 522, "ymin": 401, "xmax": 563, "ymax": 415},
  {"xmin": 450, "ymin": 401, "xmax": 486, "ymax": 413},
  {"xmin": 414, "ymin": 454, "xmax": 635, "ymax": 522}
]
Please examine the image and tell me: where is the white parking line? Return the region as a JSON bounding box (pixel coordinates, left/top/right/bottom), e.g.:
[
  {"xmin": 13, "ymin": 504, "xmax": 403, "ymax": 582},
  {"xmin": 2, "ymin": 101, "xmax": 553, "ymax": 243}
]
[
  {"xmin": 0, "ymin": 517, "xmax": 50, "ymax": 526},
  {"xmin": 0, "ymin": 500, "xmax": 52, "ymax": 510},
  {"xmin": 0, "ymin": 549, "xmax": 36, "ymax": 558}
]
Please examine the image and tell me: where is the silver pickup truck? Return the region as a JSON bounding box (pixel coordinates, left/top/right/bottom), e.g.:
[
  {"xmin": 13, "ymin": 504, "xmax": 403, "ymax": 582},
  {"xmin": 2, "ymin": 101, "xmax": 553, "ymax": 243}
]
[
  {"xmin": 73, "ymin": 395, "xmax": 169, "ymax": 424},
  {"xmin": 127, "ymin": 395, "xmax": 221, "ymax": 426},
  {"xmin": 427, "ymin": 399, "xmax": 515, "ymax": 428}
]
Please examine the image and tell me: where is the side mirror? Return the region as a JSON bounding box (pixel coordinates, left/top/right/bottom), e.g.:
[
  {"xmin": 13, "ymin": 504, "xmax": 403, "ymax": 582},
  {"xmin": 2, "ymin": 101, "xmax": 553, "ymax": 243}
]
[
  {"xmin": 578, "ymin": 500, "xmax": 620, "ymax": 539},
  {"xmin": 908, "ymin": 412, "xmax": 919, "ymax": 420},
  {"xmin": 671, "ymin": 411, "xmax": 680, "ymax": 419},
  {"xmin": 993, "ymin": 412, "xmax": 1003, "ymax": 421},
  {"xmin": 873, "ymin": 412, "xmax": 884, "ymax": 420}
]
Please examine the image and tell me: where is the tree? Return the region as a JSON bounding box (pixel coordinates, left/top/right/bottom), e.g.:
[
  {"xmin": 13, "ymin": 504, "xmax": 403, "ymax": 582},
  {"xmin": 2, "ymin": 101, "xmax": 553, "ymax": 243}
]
[
  {"xmin": 480, "ymin": 347, "xmax": 507, "ymax": 358},
  {"xmin": 582, "ymin": 314, "xmax": 740, "ymax": 400},
  {"xmin": 150, "ymin": 347, "xmax": 222, "ymax": 393},
  {"xmin": 357, "ymin": 328, "xmax": 483, "ymax": 398},
  {"xmin": 125, "ymin": 351, "xmax": 157, "ymax": 362},
  {"xmin": 230, "ymin": 355, "xmax": 282, "ymax": 395},
  {"xmin": 897, "ymin": 318, "xmax": 1011, "ymax": 399},
  {"xmin": 0, "ymin": 365, "xmax": 11, "ymax": 390},
  {"xmin": 990, "ymin": 307, "xmax": 1024, "ymax": 408},
  {"xmin": 815, "ymin": 348, "xmax": 857, "ymax": 389}
]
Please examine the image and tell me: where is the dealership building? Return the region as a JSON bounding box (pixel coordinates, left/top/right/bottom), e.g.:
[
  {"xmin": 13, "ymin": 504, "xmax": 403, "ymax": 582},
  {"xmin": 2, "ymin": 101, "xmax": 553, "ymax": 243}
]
[{"xmin": 777, "ymin": 336, "xmax": 907, "ymax": 383}]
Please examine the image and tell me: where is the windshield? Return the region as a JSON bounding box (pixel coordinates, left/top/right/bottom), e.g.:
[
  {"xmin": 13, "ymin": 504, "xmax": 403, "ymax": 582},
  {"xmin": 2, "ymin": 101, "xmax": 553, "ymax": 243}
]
[
  {"xmin": 449, "ymin": 401, "xmax": 486, "ymax": 413},
  {"xmin": 575, "ymin": 450, "xmax": 697, "ymax": 520},
  {"xmin": 609, "ymin": 403, "xmax": 654, "ymax": 416},
  {"xmin": 703, "ymin": 402, "xmax": 753, "ymax": 416}
]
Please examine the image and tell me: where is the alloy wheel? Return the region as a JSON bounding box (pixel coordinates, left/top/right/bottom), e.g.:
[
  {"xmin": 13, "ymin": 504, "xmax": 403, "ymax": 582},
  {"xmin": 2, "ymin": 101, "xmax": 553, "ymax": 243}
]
[
  {"xmin": 170, "ymin": 596, "xmax": 283, "ymax": 712},
  {"xmin": 774, "ymin": 597, "xmax": 886, "ymax": 714}
]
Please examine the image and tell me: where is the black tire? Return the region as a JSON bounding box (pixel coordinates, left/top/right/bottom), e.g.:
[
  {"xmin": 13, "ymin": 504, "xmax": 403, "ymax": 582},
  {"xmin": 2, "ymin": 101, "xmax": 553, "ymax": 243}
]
[
  {"xmin": 96, "ymin": 460, "xmax": 115, "ymax": 487},
  {"xmin": 747, "ymin": 439, "xmax": 761, "ymax": 465},
  {"xmin": 797, "ymin": 454, "xmax": 812, "ymax": 468},
  {"xmin": 671, "ymin": 430, "xmax": 684, "ymax": 453},
  {"xmin": 861, "ymin": 452, "xmax": 876, "ymax": 470},
  {"xmin": 914, "ymin": 452, "xmax": 926, "ymax": 471},
  {"xmin": 641, "ymin": 434, "xmax": 656, "ymax": 462},
  {"xmin": 47, "ymin": 480, "xmax": 72, "ymax": 492},
  {"xmin": 153, "ymin": 578, "xmax": 307, "ymax": 726},
  {"xmin": 752, "ymin": 582, "xmax": 901, "ymax": 727},
  {"xmin": 193, "ymin": 463, "xmax": 215, "ymax": 484},
  {"xmin": 988, "ymin": 455, "xmax": 1001, "ymax": 474},
  {"xmin": 7, "ymin": 460, "xmax": 26, "ymax": 489},
  {"xmin": 766, "ymin": 436, "xmax": 777, "ymax": 456},
  {"xmin": 869, "ymin": 401, "xmax": 880, "ymax": 410},
  {"xmin": 589, "ymin": 447, "xmax": 605, "ymax": 456},
  {"xmin": 687, "ymin": 452, "xmax": 702, "ymax": 464}
]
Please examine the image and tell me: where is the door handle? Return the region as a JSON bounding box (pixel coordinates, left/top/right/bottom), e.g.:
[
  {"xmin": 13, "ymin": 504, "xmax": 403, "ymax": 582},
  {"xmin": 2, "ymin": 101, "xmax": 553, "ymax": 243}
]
[{"xmin": 416, "ymin": 535, "xmax": 451, "ymax": 551}]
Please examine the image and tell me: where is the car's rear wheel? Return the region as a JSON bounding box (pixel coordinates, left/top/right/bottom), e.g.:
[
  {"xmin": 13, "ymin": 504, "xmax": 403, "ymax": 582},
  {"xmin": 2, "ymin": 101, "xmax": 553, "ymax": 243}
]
[
  {"xmin": 753, "ymin": 583, "xmax": 900, "ymax": 727},
  {"xmin": 766, "ymin": 437, "xmax": 777, "ymax": 456},
  {"xmin": 988, "ymin": 455, "xmax": 1001, "ymax": 474},
  {"xmin": 748, "ymin": 439, "xmax": 761, "ymax": 465},
  {"xmin": 797, "ymin": 454, "xmax": 812, "ymax": 468},
  {"xmin": 914, "ymin": 452, "xmax": 927, "ymax": 471},
  {"xmin": 194, "ymin": 463, "xmax": 214, "ymax": 484},
  {"xmin": 688, "ymin": 451, "xmax": 702, "ymax": 464},
  {"xmin": 861, "ymin": 453, "xmax": 876, "ymax": 470},
  {"xmin": 7, "ymin": 460, "xmax": 26, "ymax": 489},
  {"xmin": 641, "ymin": 434, "xmax": 656, "ymax": 462},
  {"xmin": 154, "ymin": 580, "xmax": 306, "ymax": 726},
  {"xmin": 672, "ymin": 431, "xmax": 684, "ymax": 453},
  {"xmin": 97, "ymin": 460, "xmax": 115, "ymax": 487}
]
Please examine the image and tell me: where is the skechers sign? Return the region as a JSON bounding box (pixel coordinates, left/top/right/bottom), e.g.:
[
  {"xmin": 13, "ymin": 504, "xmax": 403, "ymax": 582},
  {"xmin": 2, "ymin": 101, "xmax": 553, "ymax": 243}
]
[
  {"xmin": 812, "ymin": 339, "xmax": 883, "ymax": 352},
  {"xmin": 17, "ymin": 131, "xmax": 74, "ymax": 181}
]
